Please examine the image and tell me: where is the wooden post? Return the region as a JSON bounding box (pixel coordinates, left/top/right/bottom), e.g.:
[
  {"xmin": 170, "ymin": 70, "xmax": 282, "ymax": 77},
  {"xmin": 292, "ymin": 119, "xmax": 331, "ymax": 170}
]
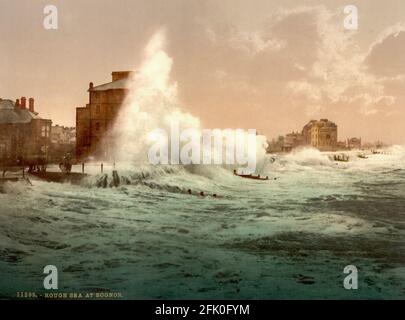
[
  {"xmin": 22, "ymin": 167, "xmax": 25, "ymax": 178},
  {"xmin": 82, "ymin": 162, "xmax": 85, "ymax": 173},
  {"xmin": 101, "ymin": 163, "xmax": 104, "ymax": 173}
]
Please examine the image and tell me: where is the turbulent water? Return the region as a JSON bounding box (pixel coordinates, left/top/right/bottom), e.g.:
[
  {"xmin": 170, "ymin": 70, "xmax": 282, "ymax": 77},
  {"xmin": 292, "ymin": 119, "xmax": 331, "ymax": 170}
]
[
  {"xmin": 1, "ymin": 31, "xmax": 404, "ymax": 300},
  {"xmin": 1, "ymin": 146, "xmax": 405, "ymax": 299}
]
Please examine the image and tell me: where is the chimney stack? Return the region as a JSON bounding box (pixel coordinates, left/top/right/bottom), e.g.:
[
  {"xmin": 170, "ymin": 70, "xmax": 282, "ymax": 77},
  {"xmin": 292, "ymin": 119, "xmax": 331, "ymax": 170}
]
[
  {"xmin": 29, "ymin": 98, "xmax": 34, "ymax": 113},
  {"xmin": 15, "ymin": 99, "xmax": 20, "ymax": 108},
  {"xmin": 89, "ymin": 82, "xmax": 94, "ymax": 90},
  {"xmin": 112, "ymin": 71, "xmax": 132, "ymax": 82},
  {"xmin": 21, "ymin": 97, "xmax": 27, "ymax": 109}
]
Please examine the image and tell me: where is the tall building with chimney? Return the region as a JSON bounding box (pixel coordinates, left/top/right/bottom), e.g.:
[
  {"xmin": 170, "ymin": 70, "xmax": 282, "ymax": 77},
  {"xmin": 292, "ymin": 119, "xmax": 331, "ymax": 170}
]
[
  {"xmin": 0, "ymin": 97, "xmax": 52, "ymax": 164},
  {"xmin": 76, "ymin": 71, "xmax": 133, "ymax": 160}
]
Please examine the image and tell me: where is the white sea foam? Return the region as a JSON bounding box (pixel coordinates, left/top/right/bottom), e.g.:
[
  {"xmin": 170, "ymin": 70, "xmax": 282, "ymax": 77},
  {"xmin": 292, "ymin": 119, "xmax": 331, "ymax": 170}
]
[{"xmin": 110, "ymin": 30, "xmax": 268, "ymax": 173}]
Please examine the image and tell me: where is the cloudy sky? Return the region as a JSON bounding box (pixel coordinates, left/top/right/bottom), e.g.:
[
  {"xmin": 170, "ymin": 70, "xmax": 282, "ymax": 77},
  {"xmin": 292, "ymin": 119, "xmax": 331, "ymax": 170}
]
[{"xmin": 1, "ymin": 0, "xmax": 404, "ymax": 143}]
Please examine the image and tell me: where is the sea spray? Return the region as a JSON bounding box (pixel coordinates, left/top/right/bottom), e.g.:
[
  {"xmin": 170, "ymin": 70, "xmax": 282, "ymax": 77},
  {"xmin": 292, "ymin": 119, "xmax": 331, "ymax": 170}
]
[
  {"xmin": 111, "ymin": 30, "xmax": 200, "ymax": 165},
  {"xmin": 110, "ymin": 30, "xmax": 269, "ymax": 174}
]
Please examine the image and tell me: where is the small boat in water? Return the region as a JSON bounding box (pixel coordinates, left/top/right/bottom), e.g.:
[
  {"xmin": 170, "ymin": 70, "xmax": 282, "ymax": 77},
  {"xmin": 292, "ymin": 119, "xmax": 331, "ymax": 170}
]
[
  {"xmin": 248, "ymin": 175, "xmax": 270, "ymax": 181},
  {"xmin": 233, "ymin": 170, "xmax": 269, "ymax": 181},
  {"xmin": 357, "ymin": 153, "xmax": 368, "ymax": 159},
  {"xmin": 333, "ymin": 154, "xmax": 349, "ymax": 162}
]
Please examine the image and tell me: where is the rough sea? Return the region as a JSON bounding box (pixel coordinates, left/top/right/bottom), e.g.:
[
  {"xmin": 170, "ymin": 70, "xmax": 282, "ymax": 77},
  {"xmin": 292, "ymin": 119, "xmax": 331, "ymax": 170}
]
[{"xmin": 1, "ymin": 146, "xmax": 404, "ymax": 299}]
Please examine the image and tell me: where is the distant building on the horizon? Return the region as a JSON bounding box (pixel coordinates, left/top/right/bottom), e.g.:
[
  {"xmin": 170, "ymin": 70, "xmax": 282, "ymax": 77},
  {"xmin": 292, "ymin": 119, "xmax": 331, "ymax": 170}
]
[
  {"xmin": 49, "ymin": 125, "xmax": 76, "ymax": 162},
  {"xmin": 76, "ymin": 71, "xmax": 133, "ymax": 160},
  {"xmin": 336, "ymin": 141, "xmax": 347, "ymax": 150},
  {"xmin": 281, "ymin": 119, "xmax": 338, "ymax": 152},
  {"xmin": 302, "ymin": 119, "xmax": 338, "ymax": 151},
  {"xmin": 282, "ymin": 132, "xmax": 305, "ymax": 152},
  {"xmin": 51, "ymin": 125, "xmax": 76, "ymax": 145},
  {"xmin": 347, "ymin": 137, "xmax": 362, "ymax": 150},
  {"xmin": 0, "ymin": 97, "xmax": 52, "ymax": 164}
]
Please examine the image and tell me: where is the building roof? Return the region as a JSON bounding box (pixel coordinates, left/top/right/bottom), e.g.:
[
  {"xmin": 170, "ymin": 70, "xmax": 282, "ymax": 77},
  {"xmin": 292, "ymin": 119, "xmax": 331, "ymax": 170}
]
[
  {"xmin": 0, "ymin": 99, "xmax": 43, "ymax": 124},
  {"xmin": 90, "ymin": 78, "xmax": 130, "ymax": 92},
  {"xmin": 303, "ymin": 119, "xmax": 337, "ymax": 129}
]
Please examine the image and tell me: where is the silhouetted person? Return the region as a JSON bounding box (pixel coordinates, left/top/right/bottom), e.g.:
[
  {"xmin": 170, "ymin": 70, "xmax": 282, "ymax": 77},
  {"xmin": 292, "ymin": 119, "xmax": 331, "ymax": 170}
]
[
  {"xmin": 200, "ymin": 191, "xmax": 205, "ymax": 197},
  {"xmin": 187, "ymin": 189, "xmax": 192, "ymax": 195}
]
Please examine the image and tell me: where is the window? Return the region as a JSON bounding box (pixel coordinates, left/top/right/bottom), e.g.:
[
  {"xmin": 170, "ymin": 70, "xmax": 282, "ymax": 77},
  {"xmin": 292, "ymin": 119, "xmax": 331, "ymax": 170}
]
[
  {"xmin": 41, "ymin": 125, "xmax": 50, "ymax": 138},
  {"xmin": 91, "ymin": 92, "xmax": 100, "ymax": 104},
  {"xmin": 96, "ymin": 105, "xmax": 101, "ymax": 115},
  {"xmin": 95, "ymin": 122, "xmax": 100, "ymax": 131}
]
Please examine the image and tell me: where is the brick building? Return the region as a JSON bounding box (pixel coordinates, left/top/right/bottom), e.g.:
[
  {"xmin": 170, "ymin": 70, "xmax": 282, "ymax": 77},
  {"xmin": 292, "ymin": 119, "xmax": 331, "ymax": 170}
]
[
  {"xmin": 282, "ymin": 119, "xmax": 338, "ymax": 152},
  {"xmin": 0, "ymin": 97, "xmax": 52, "ymax": 165},
  {"xmin": 76, "ymin": 71, "xmax": 133, "ymax": 160},
  {"xmin": 302, "ymin": 119, "xmax": 338, "ymax": 151}
]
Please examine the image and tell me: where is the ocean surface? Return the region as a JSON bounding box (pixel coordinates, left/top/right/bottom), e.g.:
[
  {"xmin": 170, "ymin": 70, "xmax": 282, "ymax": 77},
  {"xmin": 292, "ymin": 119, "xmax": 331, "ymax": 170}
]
[{"xmin": 1, "ymin": 147, "xmax": 405, "ymax": 299}]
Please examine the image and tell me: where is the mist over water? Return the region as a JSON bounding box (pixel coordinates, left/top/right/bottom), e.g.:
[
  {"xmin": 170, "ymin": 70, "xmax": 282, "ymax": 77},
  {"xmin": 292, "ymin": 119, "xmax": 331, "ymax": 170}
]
[
  {"xmin": 111, "ymin": 30, "xmax": 268, "ymax": 172},
  {"xmin": 111, "ymin": 30, "xmax": 200, "ymax": 164}
]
